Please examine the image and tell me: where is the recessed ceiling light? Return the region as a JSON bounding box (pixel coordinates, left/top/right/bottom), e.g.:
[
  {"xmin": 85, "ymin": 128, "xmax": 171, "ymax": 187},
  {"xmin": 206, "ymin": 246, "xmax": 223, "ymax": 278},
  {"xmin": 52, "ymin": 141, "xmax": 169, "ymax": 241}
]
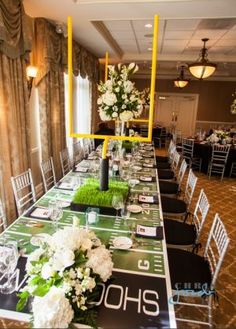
[
  {"xmin": 145, "ymin": 23, "xmax": 152, "ymax": 28},
  {"xmin": 158, "ymin": 96, "xmax": 166, "ymax": 100},
  {"xmin": 148, "ymin": 47, "xmax": 152, "ymax": 51}
]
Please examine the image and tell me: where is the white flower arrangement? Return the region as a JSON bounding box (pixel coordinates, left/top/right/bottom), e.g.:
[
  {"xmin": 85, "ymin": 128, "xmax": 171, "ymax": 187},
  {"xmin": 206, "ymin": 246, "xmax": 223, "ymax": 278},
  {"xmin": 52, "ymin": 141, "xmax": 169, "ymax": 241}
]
[
  {"xmin": 17, "ymin": 226, "xmax": 113, "ymax": 328},
  {"xmin": 206, "ymin": 130, "xmax": 231, "ymax": 144},
  {"xmin": 97, "ymin": 63, "xmax": 143, "ymax": 121},
  {"xmin": 231, "ymin": 91, "xmax": 236, "ymax": 114},
  {"xmin": 140, "ymin": 87, "xmax": 150, "ymax": 107}
]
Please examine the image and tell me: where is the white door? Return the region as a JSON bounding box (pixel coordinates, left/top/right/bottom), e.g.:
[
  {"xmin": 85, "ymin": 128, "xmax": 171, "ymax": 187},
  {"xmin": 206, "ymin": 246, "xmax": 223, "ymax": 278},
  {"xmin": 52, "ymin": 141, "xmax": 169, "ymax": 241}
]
[{"xmin": 155, "ymin": 93, "xmax": 198, "ymax": 137}]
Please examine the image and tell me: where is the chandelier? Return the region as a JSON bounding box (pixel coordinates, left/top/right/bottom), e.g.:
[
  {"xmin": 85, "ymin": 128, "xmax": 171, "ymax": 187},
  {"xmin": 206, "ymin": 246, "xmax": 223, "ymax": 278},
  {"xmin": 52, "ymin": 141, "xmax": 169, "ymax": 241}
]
[
  {"xmin": 188, "ymin": 38, "xmax": 217, "ymax": 79},
  {"xmin": 174, "ymin": 65, "xmax": 189, "ymax": 88}
]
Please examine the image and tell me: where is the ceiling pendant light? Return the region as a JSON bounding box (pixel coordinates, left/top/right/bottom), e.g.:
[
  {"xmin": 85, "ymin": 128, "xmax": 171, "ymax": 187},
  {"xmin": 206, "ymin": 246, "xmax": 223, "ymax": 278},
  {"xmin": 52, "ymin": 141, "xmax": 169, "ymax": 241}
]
[
  {"xmin": 174, "ymin": 65, "xmax": 189, "ymax": 88},
  {"xmin": 188, "ymin": 38, "xmax": 217, "ymax": 79}
]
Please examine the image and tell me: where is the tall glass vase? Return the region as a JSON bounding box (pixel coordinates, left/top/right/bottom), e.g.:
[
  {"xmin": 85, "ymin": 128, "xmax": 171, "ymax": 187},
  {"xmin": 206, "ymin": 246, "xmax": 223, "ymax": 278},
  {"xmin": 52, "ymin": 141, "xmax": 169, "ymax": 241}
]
[{"xmin": 115, "ymin": 120, "xmax": 125, "ymax": 136}]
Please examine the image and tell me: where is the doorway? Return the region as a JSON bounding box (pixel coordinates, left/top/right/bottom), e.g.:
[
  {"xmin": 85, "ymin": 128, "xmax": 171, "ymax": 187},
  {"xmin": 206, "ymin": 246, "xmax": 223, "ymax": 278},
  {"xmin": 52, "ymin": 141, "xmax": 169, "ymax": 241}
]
[{"xmin": 155, "ymin": 93, "xmax": 199, "ymax": 137}]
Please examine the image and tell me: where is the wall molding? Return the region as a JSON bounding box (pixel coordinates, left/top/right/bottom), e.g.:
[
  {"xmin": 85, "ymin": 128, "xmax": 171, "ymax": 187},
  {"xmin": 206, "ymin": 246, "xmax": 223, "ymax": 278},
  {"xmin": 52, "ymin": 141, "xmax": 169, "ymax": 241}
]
[{"xmin": 196, "ymin": 120, "xmax": 236, "ymax": 124}]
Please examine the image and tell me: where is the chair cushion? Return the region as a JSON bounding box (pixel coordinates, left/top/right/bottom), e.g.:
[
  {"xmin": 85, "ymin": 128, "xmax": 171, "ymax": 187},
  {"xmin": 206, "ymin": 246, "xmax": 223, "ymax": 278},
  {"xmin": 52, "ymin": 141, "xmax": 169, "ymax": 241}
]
[
  {"xmin": 156, "ymin": 156, "xmax": 169, "ymax": 163},
  {"xmin": 158, "ymin": 170, "xmax": 175, "ymax": 180},
  {"xmin": 161, "ymin": 196, "xmax": 187, "ymax": 214},
  {"xmin": 156, "ymin": 162, "xmax": 171, "ymax": 169},
  {"xmin": 167, "ymin": 248, "xmax": 212, "ymax": 291},
  {"xmin": 164, "ymin": 219, "xmax": 196, "ymax": 245},
  {"xmin": 159, "ymin": 181, "xmax": 179, "ymax": 194}
]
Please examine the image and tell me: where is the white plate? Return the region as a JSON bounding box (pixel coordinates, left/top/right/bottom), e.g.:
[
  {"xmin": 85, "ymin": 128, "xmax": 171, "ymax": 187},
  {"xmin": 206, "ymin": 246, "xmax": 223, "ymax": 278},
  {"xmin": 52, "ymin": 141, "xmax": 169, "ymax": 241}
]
[
  {"xmin": 30, "ymin": 233, "xmax": 50, "ymax": 246},
  {"xmin": 113, "ymin": 237, "xmax": 132, "ymax": 250},
  {"xmin": 127, "ymin": 204, "xmax": 143, "ymax": 213}
]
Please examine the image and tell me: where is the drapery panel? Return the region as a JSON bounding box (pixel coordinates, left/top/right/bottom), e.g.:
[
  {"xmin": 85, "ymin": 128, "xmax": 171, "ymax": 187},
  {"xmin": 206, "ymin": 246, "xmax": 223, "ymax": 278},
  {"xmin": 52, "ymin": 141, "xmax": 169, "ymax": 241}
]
[
  {"xmin": 0, "ymin": 0, "xmax": 32, "ymax": 59},
  {"xmin": 33, "ymin": 18, "xmax": 99, "ymax": 175},
  {"xmin": 37, "ymin": 70, "xmax": 66, "ymax": 179},
  {"xmin": 0, "ymin": 53, "xmax": 30, "ymax": 221}
]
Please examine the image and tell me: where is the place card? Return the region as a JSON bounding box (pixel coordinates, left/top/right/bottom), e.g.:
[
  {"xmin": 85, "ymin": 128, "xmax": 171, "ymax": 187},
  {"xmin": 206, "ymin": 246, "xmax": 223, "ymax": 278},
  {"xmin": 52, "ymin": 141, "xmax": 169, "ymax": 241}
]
[{"xmin": 30, "ymin": 208, "xmax": 52, "ymax": 219}]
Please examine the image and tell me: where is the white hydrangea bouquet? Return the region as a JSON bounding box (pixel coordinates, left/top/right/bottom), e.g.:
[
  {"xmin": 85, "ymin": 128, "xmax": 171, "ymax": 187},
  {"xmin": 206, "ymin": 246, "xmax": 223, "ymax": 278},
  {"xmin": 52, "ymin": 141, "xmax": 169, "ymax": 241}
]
[
  {"xmin": 97, "ymin": 63, "xmax": 143, "ymax": 122},
  {"xmin": 16, "ymin": 226, "xmax": 113, "ymax": 328}
]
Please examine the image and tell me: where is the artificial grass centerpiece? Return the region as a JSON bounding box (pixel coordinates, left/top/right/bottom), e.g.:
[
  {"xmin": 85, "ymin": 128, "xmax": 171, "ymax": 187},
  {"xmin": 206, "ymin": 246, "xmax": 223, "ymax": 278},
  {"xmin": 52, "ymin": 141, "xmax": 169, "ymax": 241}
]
[{"xmin": 72, "ymin": 178, "xmax": 129, "ymax": 209}]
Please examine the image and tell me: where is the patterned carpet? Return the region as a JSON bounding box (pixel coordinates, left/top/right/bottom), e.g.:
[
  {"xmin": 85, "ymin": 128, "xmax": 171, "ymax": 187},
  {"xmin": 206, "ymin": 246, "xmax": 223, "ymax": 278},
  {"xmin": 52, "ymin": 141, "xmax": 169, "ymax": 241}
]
[
  {"xmin": 0, "ymin": 148, "xmax": 235, "ymax": 329},
  {"xmin": 156, "ymin": 148, "xmax": 236, "ymax": 329}
]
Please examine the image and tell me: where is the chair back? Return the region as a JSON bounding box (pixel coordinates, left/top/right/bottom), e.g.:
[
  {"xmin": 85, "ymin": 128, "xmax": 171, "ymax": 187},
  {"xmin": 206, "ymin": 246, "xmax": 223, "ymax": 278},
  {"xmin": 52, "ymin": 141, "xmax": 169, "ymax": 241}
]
[
  {"xmin": 73, "ymin": 141, "xmax": 84, "ymax": 166},
  {"xmin": 193, "ymin": 189, "xmax": 210, "ymax": 242},
  {"xmin": 82, "ymin": 138, "xmax": 92, "ymax": 157},
  {"xmin": 182, "ymin": 138, "xmax": 194, "ymax": 162},
  {"xmin": 176, "ymin": 158, "xmax": 188, "ymax": 188},
  {"xmin": 171, "ymin": 150, "xmax": 181, "ymax": 173},
  {"xmin": 59, "ymin": 148, "xmax": 71, "ymax": 176},
  {"xmin": 40, "ymin": 157, "xmax": 56, "ymax": 192},
  {"xmin": 140, "ymin": 125, "xmax": 148, "ymax": 137},
  {"xmin": 184, "ymin": 169, "xmax": 198, "ymax": 207},
  {"xmin": 0, "ymin": 199, "xmax": 7, "ymax": 231},
  {"xmin": 204, "ymin": 213, "xmax": 229, "ymax": 288},
  {"xmin": 11, "ymin": 169, "xmax": 36, "ymax": 216},
  {"xmin": 211, "ymin": 144, "xmax": 230, "ymax": 165}
]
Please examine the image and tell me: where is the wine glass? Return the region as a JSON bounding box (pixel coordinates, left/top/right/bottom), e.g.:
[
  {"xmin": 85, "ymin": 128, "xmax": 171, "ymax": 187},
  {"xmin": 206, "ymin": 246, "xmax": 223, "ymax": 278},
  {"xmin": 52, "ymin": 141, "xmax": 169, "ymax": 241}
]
[
  {"xmin": 0, "ymin": 241, "xmax": 19, "ymax": 294},
  {"xmin": 112, "ymin": 194, "xmax": 124, "ymax": 220}
]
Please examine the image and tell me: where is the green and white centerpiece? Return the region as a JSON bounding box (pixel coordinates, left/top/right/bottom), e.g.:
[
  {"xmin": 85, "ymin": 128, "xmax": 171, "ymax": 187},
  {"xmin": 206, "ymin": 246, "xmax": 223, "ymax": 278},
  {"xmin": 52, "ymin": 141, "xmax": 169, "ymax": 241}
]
[
  {"xmin": 17, "ymin": 226, "xmax": 113, "ymax": 328},
  {"xmin": 97, "ymin": 63, "xmax": 143, "ymax": 123}
]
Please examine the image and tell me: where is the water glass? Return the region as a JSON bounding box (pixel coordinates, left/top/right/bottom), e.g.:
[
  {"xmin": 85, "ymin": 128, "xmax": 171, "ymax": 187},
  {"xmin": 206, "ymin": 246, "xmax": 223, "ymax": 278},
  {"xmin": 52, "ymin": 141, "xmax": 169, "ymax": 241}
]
[
  {"xmin": 49, "ymin": 200, "xmax": 63, "ymax": 231},
  {"xmin": 112, "ymin": 194, "xmax": 124, "ymax": 220}
]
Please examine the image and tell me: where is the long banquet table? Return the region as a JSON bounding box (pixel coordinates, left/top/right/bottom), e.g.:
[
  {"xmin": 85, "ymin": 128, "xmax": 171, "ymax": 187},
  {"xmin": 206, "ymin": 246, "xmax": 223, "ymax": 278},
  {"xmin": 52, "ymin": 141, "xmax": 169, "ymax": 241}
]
[{"xmin": 0, "ymin": 143, "xmax": 176, "ymax": 328}]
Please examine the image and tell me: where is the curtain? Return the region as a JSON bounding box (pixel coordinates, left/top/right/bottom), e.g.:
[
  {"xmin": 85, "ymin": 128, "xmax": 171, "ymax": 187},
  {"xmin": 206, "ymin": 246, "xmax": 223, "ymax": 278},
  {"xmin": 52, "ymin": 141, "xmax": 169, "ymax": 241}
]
[
  {"xmin": 33, "ymin": 18, "xmax": 66, "ymax": 179},
  {"xmin": 0, "ymin": 0, "xmax": 32, "ymax": 59},
  {"xmin": 37, "ymin": 70, "xmax": 66, "ymax": 179},
  {"xmin": 33, "ymin": 18, "xmax": 99, "ymax": 178},
  {"xmin": 0, "ymin": 53, "xmax": 30, "ymax": 221},
  {"xmin": 0, "ymin": 0, "xmax": 32, "ymax": 222}
]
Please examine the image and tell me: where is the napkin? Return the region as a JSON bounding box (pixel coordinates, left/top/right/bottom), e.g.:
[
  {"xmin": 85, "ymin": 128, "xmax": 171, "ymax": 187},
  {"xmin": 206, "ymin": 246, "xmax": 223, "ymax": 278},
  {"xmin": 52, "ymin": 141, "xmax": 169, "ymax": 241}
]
[{"xmin": 136, "ymin": 224, "xmax": 163, "ymax": 240}]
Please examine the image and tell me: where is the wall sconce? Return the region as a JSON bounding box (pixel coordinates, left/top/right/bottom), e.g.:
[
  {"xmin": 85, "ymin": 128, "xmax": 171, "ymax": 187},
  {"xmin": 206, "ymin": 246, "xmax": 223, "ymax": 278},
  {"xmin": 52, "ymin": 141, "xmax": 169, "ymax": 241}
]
[
  {"xmin": 188, "ymin": 38, "xmax": 217, "ymax": 79},
  {"xmin": 174, "ymin": 65, "xmax": 189, "ymax": 88},
  {"xmin": 26, "ymin": 65, "xmax": 37, "ymax": 95}
]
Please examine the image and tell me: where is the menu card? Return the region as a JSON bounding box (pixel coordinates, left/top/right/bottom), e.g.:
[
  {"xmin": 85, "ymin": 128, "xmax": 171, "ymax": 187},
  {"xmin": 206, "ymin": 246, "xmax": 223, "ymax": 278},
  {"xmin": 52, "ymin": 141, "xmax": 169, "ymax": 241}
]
[
  {"xmin": 138, "ymin": 195, "xmax": 156, "ymax": 203},
  {"xmin": 75, "ymin": 167, "xmax": 88, "ymax": 173},
  {"xmin": 143, "ymin": 163, "xmax": 155, "ymax": 168},
  {"xmin": 139, "ymin": 176, "xmax": 153, "ymax": 182},
  {"xmin": 30, "ymin": 208, "xmax": 52, "ymax": 219},
  {"xmin": 136, "ymin": 225, "xmax": 163, "ymax": 240}
]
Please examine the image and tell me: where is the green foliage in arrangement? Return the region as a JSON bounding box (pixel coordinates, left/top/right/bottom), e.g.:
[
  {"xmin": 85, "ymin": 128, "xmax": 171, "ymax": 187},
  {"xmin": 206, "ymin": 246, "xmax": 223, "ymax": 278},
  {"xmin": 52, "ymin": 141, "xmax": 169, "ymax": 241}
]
[{"xmin": 73, "ymin": 178, "xmax": 129, "ymax": 207}]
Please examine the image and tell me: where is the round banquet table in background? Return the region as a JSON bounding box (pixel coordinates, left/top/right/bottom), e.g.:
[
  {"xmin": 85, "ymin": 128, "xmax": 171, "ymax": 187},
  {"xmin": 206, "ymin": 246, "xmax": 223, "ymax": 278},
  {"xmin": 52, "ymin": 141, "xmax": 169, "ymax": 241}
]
[{"xmin": 193, "ymin": 142, "xmax": 236, "ymax": 176}]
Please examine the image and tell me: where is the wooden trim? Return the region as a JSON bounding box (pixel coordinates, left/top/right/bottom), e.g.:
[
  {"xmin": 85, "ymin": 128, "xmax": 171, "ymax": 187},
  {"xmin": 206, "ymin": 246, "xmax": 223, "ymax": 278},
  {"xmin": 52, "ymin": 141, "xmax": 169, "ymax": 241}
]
[{"xmin": 91, "ymin": 21, "xmax": 123, "ymax": 58}]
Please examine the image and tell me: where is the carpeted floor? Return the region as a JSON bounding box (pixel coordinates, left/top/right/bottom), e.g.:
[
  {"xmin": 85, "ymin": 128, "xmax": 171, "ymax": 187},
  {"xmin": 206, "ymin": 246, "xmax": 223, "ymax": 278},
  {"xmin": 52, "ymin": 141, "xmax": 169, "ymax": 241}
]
[{"xmin": 156, "ymin": 147, "xmax": 236, "ymax": 329}]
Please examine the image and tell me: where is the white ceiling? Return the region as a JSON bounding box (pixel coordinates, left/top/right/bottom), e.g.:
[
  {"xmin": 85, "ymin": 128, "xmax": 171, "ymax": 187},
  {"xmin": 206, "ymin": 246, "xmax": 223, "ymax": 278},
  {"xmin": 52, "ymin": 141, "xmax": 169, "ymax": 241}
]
[{"xmin": 23, "ymin": 0, "xmax": 236, "ymax": 80}]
